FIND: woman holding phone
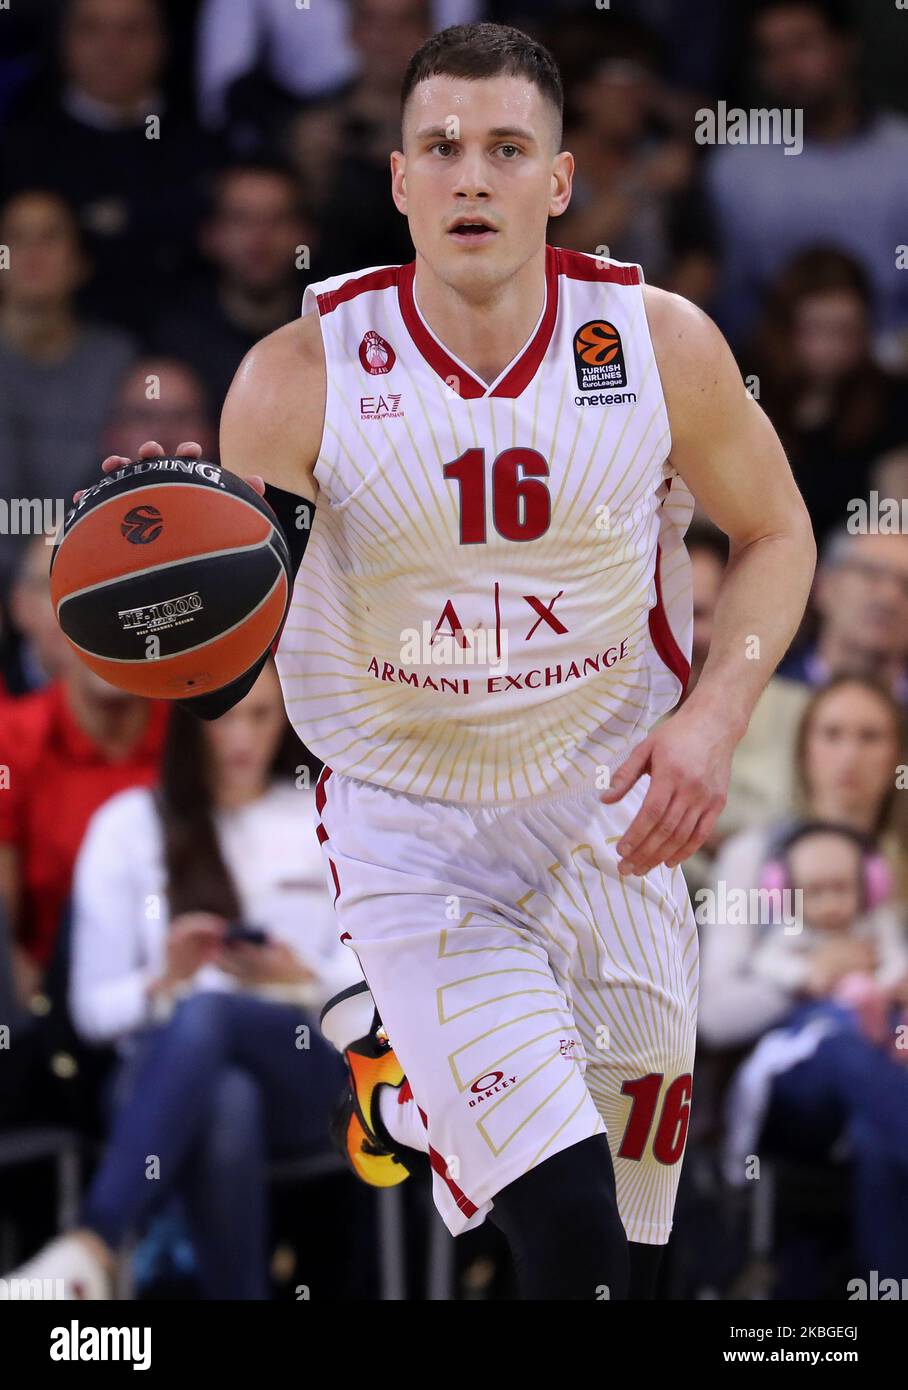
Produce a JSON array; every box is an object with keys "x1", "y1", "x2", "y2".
[{"x1": 9, "y1": 657, "x2": 361, "y2": 1298}]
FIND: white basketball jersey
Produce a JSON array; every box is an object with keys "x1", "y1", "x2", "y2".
[{"x1": 275, "y1": 246, "x2": 694, "y2": 804}]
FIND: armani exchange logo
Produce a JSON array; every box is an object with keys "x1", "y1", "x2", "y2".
[{"x1": 50, "y1": 1320, "x2": 151, "y2": 1370}]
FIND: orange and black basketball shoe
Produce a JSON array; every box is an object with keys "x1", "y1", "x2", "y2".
[{"x1": 321, "y1": 983, "x2": 417, "y2": 1188}]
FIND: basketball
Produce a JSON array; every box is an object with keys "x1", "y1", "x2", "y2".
[{"x1": 49, "y1": 456, "x2": 292, "y2": 699}]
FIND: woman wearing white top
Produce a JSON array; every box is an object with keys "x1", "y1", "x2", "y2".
[{"x1": 12, "y1": 658, "x2": 361, "y2": 1299}]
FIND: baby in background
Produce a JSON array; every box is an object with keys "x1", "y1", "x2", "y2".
[{"x1": 752, "y1": 824, "x2": 908, "y2": 1059}]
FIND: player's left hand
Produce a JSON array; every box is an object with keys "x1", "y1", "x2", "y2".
[{"x1": 599, "y1": 706, "x2": 734, "y2": 877}]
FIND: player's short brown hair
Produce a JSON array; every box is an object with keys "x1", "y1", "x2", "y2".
[{"x1": 401, "y1": 22, "x2": 564, "y2": 151}]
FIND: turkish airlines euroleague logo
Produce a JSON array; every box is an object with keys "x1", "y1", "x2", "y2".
[
  {"x1": 121, "y1": 504, "x2": 163, "y2": 543},
  {"x1": 359, "y1": 329, "x2": 396, "y2": 375},
  {"x1": 573, "y1": 319, "x2": 628, "y2": 391}
]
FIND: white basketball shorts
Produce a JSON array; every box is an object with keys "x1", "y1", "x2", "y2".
[{"x1": 315, "y1": 767, "x2": 698, "y2": 1243}]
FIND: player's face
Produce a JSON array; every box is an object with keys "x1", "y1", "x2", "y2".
[
  {"x1": 392, "y1": 75, "x2": 572, "y2": 295},
  {"x1": 787, "y1": 834, "x2": 863, "y2": 935}
]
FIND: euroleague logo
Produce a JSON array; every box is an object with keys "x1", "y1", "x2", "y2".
[
  {"x1": 358, "y1": 329, "x2": 396, "y2": 375},
  {"x1": 573, "y1": 319, "x2": 628, "y2": 391},
  {"x1": 121, "y1": 504, "x2": 163, "y2": 544}
]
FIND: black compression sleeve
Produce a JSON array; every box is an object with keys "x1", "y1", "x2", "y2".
[{"x1": 176, "y1": 483, "x2": 315, "y2": 721}]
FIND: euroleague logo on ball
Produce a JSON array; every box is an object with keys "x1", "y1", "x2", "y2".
[
  {"x1": 573, "y1": 319, "x2": 628, "y2": 390},
  {"x1": 358, "y1": 329, "x2": 396, "y2": 375},
  {"x1": 121, "y1": 504, "x2": 163, "y2": 544}
]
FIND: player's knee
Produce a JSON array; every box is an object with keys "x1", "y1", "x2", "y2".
[
  {"x1": 491, "y1": 1135, "x2": 629, "y2": 1298},
  {"x1": 495, "y1": 1134, "x2": 621, "y2": 1228}
]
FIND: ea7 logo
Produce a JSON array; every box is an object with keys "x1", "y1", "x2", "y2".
[
  {"x1": 50, "y1": 1320, "x2": 151, "y2": 1369},
  {"x1": 360, "y1": 394, "x2": 404, "y2": 419}
]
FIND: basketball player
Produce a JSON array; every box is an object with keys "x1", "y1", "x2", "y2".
[{"x1": 91, "y1": 24, "x2": 816, "y2": 1298}]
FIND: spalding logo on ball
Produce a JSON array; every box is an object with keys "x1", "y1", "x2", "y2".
[{"x1": 49, "y1": 457, "x2": 293, "y2": 699}]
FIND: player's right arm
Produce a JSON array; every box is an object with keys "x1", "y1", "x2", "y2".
[
  {"x1": 180, "y1": 315, "x2": 327, "y2": 717},
  {"x1": 88, "y1": 313, "x2": 328, "y2": 719},
  {"x1": 218, "y1": 310, "x2": 327, "y2": 501}
]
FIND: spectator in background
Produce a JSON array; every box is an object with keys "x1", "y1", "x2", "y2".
[
  {"x1": 779, "y1": 528, "x2": 908, "y2": 696},
  {"x1": 7, "y1": 660, "x2": 358, "y2": 1300},
  {"x1": 747, "y1": 249, "x2": 908, "y2": 546},
  {"x1": 746, "y1": 825, "x2": 907, "y2": 1013},
  {"x1": 722, "y1": 525, "x2": 908, "y2": 846},
  {"x1": 0, "y1": 0, "x2": 217, "y2": 337},
  {"x1": 197, "y1": 0, "x2": 481, "y2": 154},
  {"x1": 283, "y1": 97, "x2": 350, "y2": 214},
  {"x1": 102, "y1": 357, "x2": 218, "y2": 463},
  {"x1": 149, "y1": 164, "x2": 312, "y2": 416},
  {"x1": 0, "y1": 189, "x2": 137, "y2": 593},
  {"x1": 0, "y1": 549, "x2": 169, "y2": 1004},
  {"x1": 700, "y1": 674, "x2": 907, "y2": 1050},
  {"x1": 310, "y1": 0, "x2": 434, "y2": 276},
  {"x1": 555, "y1": 20, "x2": 715, "y2": 297},
  {"x1": 721, "y1": 821, "x2": 908, "y2": 1290},
  {"x1": 678, "y1": 520, "x2": 728, "y2": 894},
  {"x1": 196, "y1": 0, "x2": 359, "y2": 153},
  {"x1": 706, "y1": 0, "x2": 908, "y2": 350},
  {"x1": 0, "y1": 4, "x2": 47, "y2": 121},
  {"x1": 870, "y1": 444, "x2": 908, "y2": 505},
  {"x1": 683, "y1": 519, "x2": 728, "y2": 699},
  {"x1": 4, "y1": 538, "x2": 73, "y2": 698}
]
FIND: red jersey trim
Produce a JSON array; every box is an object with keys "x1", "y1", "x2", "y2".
[
  {"x1": 313, "y1": 247, "x2": 637, "y2": 397},
  {"x1": 396, "y1": 244, "x2": 561, "y2": 400},
  {"x1": 315, "y1": 266, "x2": 400, "y2": 317},
  {"x1": 555, "y1": 247, "x2": 641, "y2": 285},
  {"x1": 314, "y1": 766, "x2": 341, "y2": 904},
  {"x1": 648, "y1": 543, "x2": 690, "y2": 694},
  {"x1": 428, "y1": 1142, "x2": 478, "y2": 1218}
]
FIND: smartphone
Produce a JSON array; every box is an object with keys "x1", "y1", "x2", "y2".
[{"x1": 223, "y1": 920, "x2": 269, "y2": 947}]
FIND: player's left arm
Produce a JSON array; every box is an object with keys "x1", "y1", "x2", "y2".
[{"x1": 600, "y1": 286, "x2": 817, "y2": 876}]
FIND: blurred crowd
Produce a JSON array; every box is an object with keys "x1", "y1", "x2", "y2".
[{"x1": 1, "y1": 0, "x2": 907, "y2": 1300}]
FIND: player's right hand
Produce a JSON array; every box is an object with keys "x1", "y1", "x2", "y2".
[{"x1": 71, "y1": 439, "x2": 266, "y2": 503}]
